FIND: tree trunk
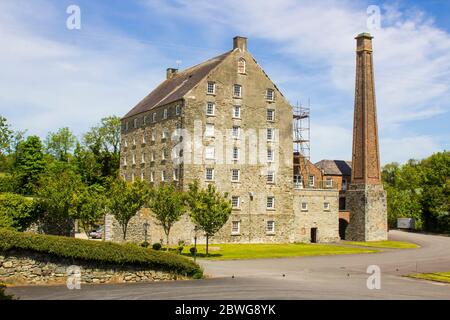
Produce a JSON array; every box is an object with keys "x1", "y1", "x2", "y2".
[
  {"x1": 122, "y1": 224, "x2": 127, "y2": 240},
  {"x1": 166, "y1": 232, "x2": 169, "y2": 246},
  {"x1": 206, "y1": 234, "x2": 209, "y2": 256}
]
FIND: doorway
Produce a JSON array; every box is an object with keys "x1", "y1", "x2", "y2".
[{"x1": 310, "y1": 228, "x2": 318, "y2": 243}]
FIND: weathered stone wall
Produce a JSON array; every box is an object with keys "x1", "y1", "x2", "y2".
[
  {"x1": 0, "y1": 250, "x2": 187, "y2": 286},
  {"x1": 345, "y1": 184, "x2": 388, "y2": 241}
]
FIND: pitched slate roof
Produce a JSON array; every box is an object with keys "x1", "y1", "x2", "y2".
[
  {"x1": 315, "y1": 160, "x2": 352, "y2": 176},
  {"x1": 123, "y1": 50, "x2": 232, "y2": 119}
]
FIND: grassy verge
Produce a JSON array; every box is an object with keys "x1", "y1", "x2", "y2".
[
  {"x1": 181, "y1": 243, "x2": 378, "y2": 260},
  {"x1": 0, "y1": 229, "x2": 202, "y2": 278},
  {"x1": 407, "y1": 272, "x2": 450, "y2": 283},
  {"x1": 344, "y1": 240, "x2": 418, "y2": 249}
]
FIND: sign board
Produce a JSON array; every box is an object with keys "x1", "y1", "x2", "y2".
[{"x1": 397, "y1": 218, "x2": 416, "y2": 230}]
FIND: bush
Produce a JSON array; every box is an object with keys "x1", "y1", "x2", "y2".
[
  {"x1": 190, "y1": 247, "x2": 197, "y2": 255},
  {"x1": 177, "y1": 246, "x2": 184, "y2": 255},
  {"x1": 152, "y1": 243, "x2": 162, "y2": 251},
  {"x1": 141, "y1": 241, "x2": 149, "y2": 248},
  {"x1": 0, "y1": 193, "x2": 36, "y2": 231},
  {"x1": 0, "y1": 229, "x2": 202, "y2": 277}
]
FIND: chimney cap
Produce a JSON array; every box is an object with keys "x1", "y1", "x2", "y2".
[{"x1": 355, "y1": 32, "x2": 373, "y2": 39}]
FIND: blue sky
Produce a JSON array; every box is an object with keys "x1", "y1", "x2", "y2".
[{"x1": 0, "y1": 0, "x2": 449, "y2": 164}]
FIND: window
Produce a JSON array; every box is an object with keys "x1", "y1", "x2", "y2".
[
  {"x1": 294, "y1": 175, "x2": 303, "y2": 188},
  {"x1": 232, "y1": 147, "x2": 239, "y2": 161},
  {"x1": 131, "y1": 172, "x2": 135, "y2": 182},
  {"x1": 233, "y1": 84, "x2": 242, "y2": 98},
  {"x1": 163, "y1": 109, "x2": 168, "y2": 119},
  {"x1": 267, "y1": 170, "x2": 275, "y2": 183},
  {"x1": 205, "y1": 168, "x2": 214, "y2": 181},
  {"x1": 161, "y1": 170, "x2": 167, "y2": 182},
  {"x1": 123, "y1": 156, "x2": 127, "y2": 166},
  {"x1": 301, "y1": 202, "x2": 308, "y2": 211},
  {"x1": 267, "y1": 109, "x2": 275, "y2": 121},
  {"x1": 141, "y1": 153, "x2": 146, "y2": 164},
  {"x1": 162, "y1": 129, "x2": 169, "y2": 140},
  {"x1": 173, "y1": 168, "x2": 179, "y2": 181},
  {"x1": 326, "y1": 178, "x2": 333, "y2": 188},
  {"x1": 123, "y1": 139, "x2": 128, "y2": 148},
  {"x1": 162, "y1": 149, "x2": 168, "y2": 160},
  {"x1": 142, "y1": 134, "x2": 147, "y2": 144},
  {"x1": 233, "y1": 106, "x2": 241, "y2": 118},
  {"x1": 232, "y1": 126, "x2": 240, "y2": 139},
  {"x1": 231, "y1": 169, "x2": 240, "y2": 182},
  {"x1": 206, "y1": 102, "x2": 215, "y2": 116},
  {"x1": 134, "y1": 118, "x2": 138, "y2": 128},
  {"x1": 231, "y1": 196, "x2": 240, "y2": 209},
  {"x1": 205, "y1": 124, "x2": 215, "y2": 137},
  {"x1": 140, "y1": 171, "x2": 144, "y2": 181},
  {"x1": 175, "y1": 104, "x2": 181, "y2": 115},
  {"x1": 132, "y1": 153, "x2": 136, "y2": 165},
  {"x1": 125, "y1": 122, "x2": 129, "y2": 131},
  {"x1": 151, "y1": 151, "x2": 156, "y2": 162},
  {"x1": 266, "y1": 220, "x2": 275, "y2": 233},
  {"x1": 308, "y1": 175, "x2": 315, "y2": 187},
  {"x1": 143, "y1": 116, "x2": 147, "y2": 125},
  {"x1": 152, "y1": 113, "x2": 156, "y2": 122},
  {"x1": 267, "y1": 128, "x2": 274, "y2": 141},
  {"x1": 266, "y1": 89, "x2": 275, "y2": 101},
  {"x1": 267, "y1": 149, "x2": 274, "y2": 162},
  {"x1": 267, "y1": 197, "x2": 275, "y2": 209},
  {"x1": 207, "y1": 81, "x2": 215, "y2": 94},
  {"x1": 342, "y1": 178, "x2": 348, "y2": 191},
  {"x1": 238, "y1": 58, "x2": 246, "y2": 74},
  {"x1": 324, "y1": 202, "x2": 330, "y2": 211},
  {"x1": 339, "y1": 197, "x2": 346, "y2": 211},
  {"x1": 231, "y1": 221, "x2": 240, "y2": 234},
  {"x1": 132, "y1": 137, "x2": 136, "y2": 146},
  {"x1": 205, "y1": 146, "x2": 215, "y2": 160}
]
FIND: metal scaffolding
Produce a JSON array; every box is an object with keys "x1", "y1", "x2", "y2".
[{"x1": 293, "y1": 100, "x2": 310, "y2": 188}]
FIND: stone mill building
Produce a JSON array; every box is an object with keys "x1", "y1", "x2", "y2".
[{"x1": 105, "y1": 35, "x2": 387, "y2": 244}]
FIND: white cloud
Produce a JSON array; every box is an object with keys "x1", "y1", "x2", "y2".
[{"x1": 380, "y1": 136, "x2": 441, "y2": 164}]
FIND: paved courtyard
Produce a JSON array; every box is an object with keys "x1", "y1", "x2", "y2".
[{"x1": 7, "y1": 230, "x2": 450, "y2": 299}]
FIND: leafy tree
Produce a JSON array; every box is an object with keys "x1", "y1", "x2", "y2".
[
  {"x1": 0, "y1": 193, "x2": 36, "y2": 231},
  {"x1": 107, "y1": 179, "x2": 149, "y2": 240},
  {"x1": 35, "y1": 162, "x2": 83, "y2": 236},
  {"x1": 71, "y1": 184, "x2": 107, "y2": 237},
  {"x1": 186, "y1": 181, "x2": 232, "y2": 255},
  {"x1": 45, "y1": 127, "x2": 77, "y2": 161},
  {"x1": 0, "y1": 116, "x2": 13, "y2": 156},
  {"x1": 13, "y1": 136, "x2": 46, "y2": 195},
  {"x1": 147, "y1": 183, "x2": 185, "y2": 245}
]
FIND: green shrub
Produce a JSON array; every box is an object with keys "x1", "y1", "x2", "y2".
[
  {"x1": 152, "y1": 243, "x2": 162, "y2": 250},
  {"x1": 0, "y1": 193, "x2": 36, "y2": 231},
  {"x1": 141, "y1": 241, "x2": 149, "y2": 248},
  {"x1": 190, "y1": 247, "x2": 197, "y2": 255},
  {"x1": 0, "y1": 229, "x2": 202, "y2": 277},
  {"x1": 177, "y1": 246, "x2": 184, "y2": 255}
]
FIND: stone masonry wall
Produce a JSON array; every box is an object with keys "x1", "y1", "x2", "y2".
[{"x1": 0, "y1": 250, "x2": 187, "y2": 286}]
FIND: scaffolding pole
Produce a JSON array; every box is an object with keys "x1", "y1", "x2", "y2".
[{"x1": 293, "y1": 100, "x2": 310, "y2": 188}]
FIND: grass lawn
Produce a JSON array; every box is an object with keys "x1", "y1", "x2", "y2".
[
  {"x1": 181, "y1": 243, "x2": 378, "y2": 260},
  {"x1": 344, "y1": 240, "x2": 418, "y2": 249},
  {"x1": 407, "y1": 272, "x2": 450, "y2": 283}
]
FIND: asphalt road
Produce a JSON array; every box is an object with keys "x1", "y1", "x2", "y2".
[{"x1": 7, "y1": 230, "x2": 450, "y2": 300}]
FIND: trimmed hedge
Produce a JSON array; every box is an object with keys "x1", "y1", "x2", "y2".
[{"x1": 0, "y1": 229, "x2": 202, "y2": 278}]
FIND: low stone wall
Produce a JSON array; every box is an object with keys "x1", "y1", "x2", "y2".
[{"x1": 0, "y1": 250, "x2": 188, "y2": 286}]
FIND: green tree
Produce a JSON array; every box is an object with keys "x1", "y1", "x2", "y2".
[
  {"x1": 0, "y1": 193, "x2": 36, "y2": 231},
  {"x1": 35, "y1": 162, "x2": 83, "y2": 236},
  {"x1": 107, "y1": 179, "x2": 149, "y2": 240},
  {"x1": 45, "y1": 127, "x2": 77, "y2": 161},
  {"x1": 13, "y1": 136, "x2": 46, "y2": 195},
  {"x1": 0, "y1": 116, "x2": 13, "y2": 156},
  {"x1": 186, "y1": 181, "x2": 232, "y2": 255},
  {"x1": 71, "y1": 184, "x2": 107, "y2": 237},
  {"x1": 147, "y1": 183, "x2": 186, "y2": 245}
]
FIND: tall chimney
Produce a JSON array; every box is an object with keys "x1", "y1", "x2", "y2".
[
  {"x1": 233, "y1": 36, "x2": 248, "y2": 51},
  {"x1": 166, "y1": 68, "x2": 178, "y2": 79},
  {"x1": 345, "y1": 32, "x2": 388, "y2": 242}
]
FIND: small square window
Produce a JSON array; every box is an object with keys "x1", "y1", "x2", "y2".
[
  {"x1": 267, "y1": 109, "x2": 275, "y2": 121},
  {"x1": 233, "y1": 106, "x2": 241, "y2": 118},
  {"x1": 266, "y1": 89, "x2": 275, "y2": 101},
  {"x1": 308, "y1": 175, "x2": 315, "y2": 187},
  {"x1": 232, "y1": 147, "x2": 239, "y2": 161},
  {"x1": 231, "y1": 221, "x2": 240, "y2": 234},
  {"x1": 206, "y1": 102, "x2": 215, "y2": 116},
  {"x1": 161, "y1": 170, "x2": 167, "y2": 182},
  {"x1": 301, "y1": 202, "x2": 308, "y2": 211},
  {"x1": 232, "y1": 126, "x2": 240, "y2": 139},
  {"x1": 267, "y1": 149, "x2": 274, "y2": 162},
  {"x1": 324, "y1": 202, "x2": 331, "y2": 211},
  {"x1": 267, "y1": 171, "x2": 275, "y2": 183},
  {"x1": 326, "y1": 178, "x2": 333, "y2": 188},
  {"x1": 231, "y1": 196, "x2": 240, "y2": 209},
  {"x1": 267, "y1": 197, "x2": 275, "y2": 209},
  {"x1": 233, "y1": 84, "x2": 242, "y2": 98},
  {"x1": 266, "y1": 220, "x2": 275, "y2": 233},
  {"x1": 205, "y1": 168, "x2": 214, "y2": 181},
  {"x1": 231, "y1": 169, "x2": 240, "y2": 182},
  {"x1": 173, "y1": 169, "x2": 179, "y2": 181},
  {"x1": 207, "y1": 81, "x2": 216, "y2": 94},
  {"x1": 267, "y1": 128, "x2": 274, "y2": 141}
]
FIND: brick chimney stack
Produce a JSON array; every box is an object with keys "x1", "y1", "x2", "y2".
[{"x1": 233, "y1": 36, "x2": 247, "y2": 51}]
